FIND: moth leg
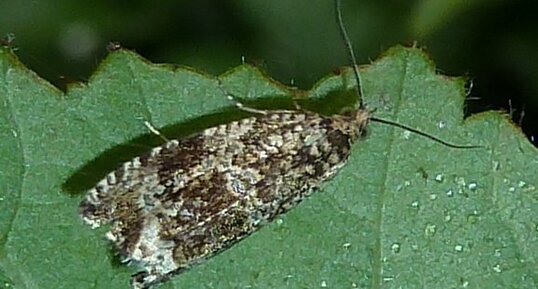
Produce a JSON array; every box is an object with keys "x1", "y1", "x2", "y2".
[
  {"x1": 131, "y1": 270, "x2": 162, "y2": 289},
  {"x1": 131, "y1": 267, "x2": 184, "y2": 289},
  {"x1": 217, "y1": 78, "x2": 302, "y2": 115},
  {"x1": 143, "y1": 120, "x2": 170, "y2": 142},
  {"x1": 215, "y1": 78, "x2": 270, "y2": 115},
  {"x1": 230, "y1": 97, "x2": 270, "y2": 115}
]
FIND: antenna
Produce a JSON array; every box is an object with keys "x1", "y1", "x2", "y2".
[
  {"x1": 334, "y1": 0, "x2": 481, "y2": 149},
  {"x1": 369, "y1": 117, "x2": 482, "y2": 149},
  {"x1": 335, "y1": 0, "x2": 364, "y2": 107}
]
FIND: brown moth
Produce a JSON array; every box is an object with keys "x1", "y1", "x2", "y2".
[{"x1": 80, "y1": 107, "x2": 372, "y2": 288}]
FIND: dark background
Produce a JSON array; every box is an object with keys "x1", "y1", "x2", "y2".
[{"x1": 1, "y1": 0, "x2": 536, "y2": 145}]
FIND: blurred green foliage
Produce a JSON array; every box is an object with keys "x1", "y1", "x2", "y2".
[{"x1": 0, "y1": 0, "x2": 536, "y2": 141}]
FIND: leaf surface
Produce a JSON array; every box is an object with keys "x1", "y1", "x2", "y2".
[{"x1": 0, "y1": 46, "x2": 536, "y2": 289}]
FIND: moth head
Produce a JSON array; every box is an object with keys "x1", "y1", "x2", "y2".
[
  {"x1": 353, "y1": 109, "x2": 371, "y2": 138},
  {"x1": 337, "y1": 108, "x2": 371, "y2": 139}
]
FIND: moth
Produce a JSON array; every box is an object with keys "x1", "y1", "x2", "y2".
[{"x1": 79, "y1": 1, "x2": 478, "y2": 288}]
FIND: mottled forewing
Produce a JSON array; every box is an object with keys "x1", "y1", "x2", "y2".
[{"x1": 79, "y1": 110, "x2": 358, "y2": 289}]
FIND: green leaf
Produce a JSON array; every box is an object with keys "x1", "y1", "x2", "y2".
[{"x1": 0, "y1": 45, "x2": 536, "y2": 289}]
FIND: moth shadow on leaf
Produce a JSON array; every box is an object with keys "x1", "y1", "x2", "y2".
[{"x1": 62, "y1": 106, "x2": 245, "y2": 196}]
